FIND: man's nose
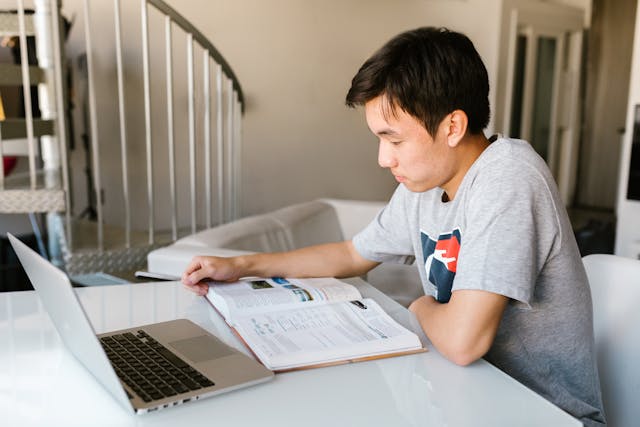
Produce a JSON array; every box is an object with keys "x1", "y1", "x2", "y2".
[{"x1": 378, "y1": 141, "x2": 397, "y2": 168}]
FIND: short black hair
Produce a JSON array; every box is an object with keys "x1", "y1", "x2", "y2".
[{"x1": 346, "y1": 27, "x2": 490, "y2": 136}]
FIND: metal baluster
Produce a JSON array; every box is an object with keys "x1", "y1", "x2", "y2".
[
  {"x1": 203, "y1": 51, "x2": 212, "y2": 228},
  {"x1": 141, "y1": 0, "x2": 154, "y2": 244},
  {"x1": 187, "y1": 33, "x2": 196, "y2": 234},
  {"x1": 114, "y1": 0, "x2": 130, "y2": 248},
  {"x1": 233, "y1": 91, "x2": 242, "y2": 220},
  {"x1": 17, "y1": 0, "x2": 36, "y2": 190},
  {"x1": 165, "y1": 16, "x2": 177, "y2": 241},
  {"x1": 83, "y1": 0, "x2": 104, "y2": 250},
  {"x1": 226, "y1": 79, "x2": 233, "y2": 221},
  {"x1": 51, "y1": 0, "x2": 72, "y2": 248},
  {"x1": 215, "y1": 64, "x2": 224, "y2": 224}
]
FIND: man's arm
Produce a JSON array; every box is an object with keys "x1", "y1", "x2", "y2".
[
  {"x1": 182, "y1": 240, "x2": 380, "y2": 295},
  {"x1": 409, "y1": 290, "x2": 508, "y2": 366}
]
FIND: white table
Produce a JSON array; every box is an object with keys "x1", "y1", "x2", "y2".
[{"x1": 0, "y1": 279, "x2": 580, "y2": 427}]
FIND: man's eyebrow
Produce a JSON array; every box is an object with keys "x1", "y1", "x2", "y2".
[{"x1": 376, "y1": 129, "x2": 400, "y2": 136}]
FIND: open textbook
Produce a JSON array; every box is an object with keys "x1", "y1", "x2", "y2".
[{"x1": 205, "y1": 277, "x2": 425, "y2": 372}]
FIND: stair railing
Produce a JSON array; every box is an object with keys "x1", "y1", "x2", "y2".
[
  {"x1": 0, "y1": 0, "x2": 70, "y2": 259},
  {"x1": 1, "y1": 0, "x2": 244, "y2": 275}
]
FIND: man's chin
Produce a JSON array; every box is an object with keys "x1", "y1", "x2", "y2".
[{"x1": 402, "y1": 182, "x2": 433, "y2": 193}]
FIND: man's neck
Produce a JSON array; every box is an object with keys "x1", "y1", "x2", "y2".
[{"x1": 441, "y1": 133, "x2": 490, "y2": 202}]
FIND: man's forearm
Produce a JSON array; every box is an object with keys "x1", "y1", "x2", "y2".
[{"x1": 236, "y1": 240, "x2": 379, "y2": 279}]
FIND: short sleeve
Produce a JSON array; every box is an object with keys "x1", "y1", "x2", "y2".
[
  {"x1": 453, "y1": 161, "x2": 561, "y2": 306},
  {"x1": 352, "y1": 185, "x2": 415, "y2": 265}
]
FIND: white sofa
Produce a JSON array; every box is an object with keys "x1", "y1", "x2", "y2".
[{"x1": 147, "y1": 199, "x2": 424, "y2": 307}]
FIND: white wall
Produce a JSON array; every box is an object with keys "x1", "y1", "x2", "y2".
[
  {"x1": 164, "y1": 0, "x2": 503, "y2": 216},
  {"x1": 59, "y1": 0, "x2": 502, "y2": 231},
  {"x1": 615, "y1": 1, "x2": 640, "y2": 258}
]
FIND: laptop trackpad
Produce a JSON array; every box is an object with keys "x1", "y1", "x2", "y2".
[{"x1": 170, "y1": 335, "x2": 235, "y2": 363}]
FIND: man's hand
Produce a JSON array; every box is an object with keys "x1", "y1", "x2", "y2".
[{"x1": 181, "y1": 256, "x2": 244, "y2": 296}]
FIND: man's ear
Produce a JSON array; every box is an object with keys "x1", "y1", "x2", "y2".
[{"x1": 446, "y1": 110, "x2": 468, "y2": 148}]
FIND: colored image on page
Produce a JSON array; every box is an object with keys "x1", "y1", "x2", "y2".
[
  {"x1": 271, "y1": 277, "x2": 314, "y2": 303},
  {"x1": 250, "y1": 280, "x2": 274, "y2": 290}
]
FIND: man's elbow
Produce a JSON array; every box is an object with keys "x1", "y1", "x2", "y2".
[
  {"x1": 448, "y1": 350, "x2": 481, "y2": 367},
  {"x1": 443, "y1": 336, "x2": 492, "y2": 366}
]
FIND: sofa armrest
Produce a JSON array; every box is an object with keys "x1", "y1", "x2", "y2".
[
  {"x1": 147, "y1": 200, "x2": 345, "y2": 276},
  {"x1": 147, "y1": 244, "x2": 254, "y2": 277}
]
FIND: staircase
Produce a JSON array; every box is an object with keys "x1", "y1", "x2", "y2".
[{"x1": 1, "y1": 0, "x2": 244, "y2": 278}]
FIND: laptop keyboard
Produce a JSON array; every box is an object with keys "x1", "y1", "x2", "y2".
[{"x1": 100, "y1": 330, "x2": 215, "y2": 402}]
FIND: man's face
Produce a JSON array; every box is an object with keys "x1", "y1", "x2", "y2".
[{"x1": 364, "y1": 95, "x2": 455, "y2": 193}]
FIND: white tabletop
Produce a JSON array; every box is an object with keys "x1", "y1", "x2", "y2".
[{"x1": 0, "y1": 279, "x2": 580, "y2": 427}]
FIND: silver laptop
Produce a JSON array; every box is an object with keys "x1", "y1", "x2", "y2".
[{"x1": 8, "y1": 233, "x2": 274, "y2": 414}]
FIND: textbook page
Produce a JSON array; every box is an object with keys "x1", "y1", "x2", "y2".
[
  {"x1": 232, "y1": 298, "x2": 422, "y2": 371},
  {"x1": 206, "y1": 277, "x2": 362, "y2": 319}
]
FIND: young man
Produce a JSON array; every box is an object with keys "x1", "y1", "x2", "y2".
[{"x1": 182, "y1": 27, "x2": 605, "y2": 426}]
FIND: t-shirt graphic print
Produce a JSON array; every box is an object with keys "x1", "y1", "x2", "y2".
[{"x1": 421, "y1": 228, "x2": 461, "y2": 303}]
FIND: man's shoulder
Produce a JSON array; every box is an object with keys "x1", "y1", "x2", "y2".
[
  {"x1": 483, "y1": 137, "x2": 544, "y2": 165},
  {"x1": 471, "y1": 137, "x2": 555, "y2": 188}
]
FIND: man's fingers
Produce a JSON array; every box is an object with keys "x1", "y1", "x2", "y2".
[
  {"x1": 182, "y1": 256, "x2": 212, "y2": 285},
  {"x1": 183, "y1": 282, "x2": 208, "y2": 296},
  {"x1": 192, "y1": 282, "x2": 208, "y2": 296},
  {"x1": 183, "y1": 256, "x2": 206, "y2": 276},
  {"x1": 184, "y1": 266, "x2": 212, "y2": 286},
  {"x1": 181, "y1": 255, "x2": 239, "y2": 296}
]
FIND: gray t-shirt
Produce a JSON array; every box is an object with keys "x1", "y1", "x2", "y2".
[{"x1": 353, "y1": 137, "x2": 605, "y2": 426}]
